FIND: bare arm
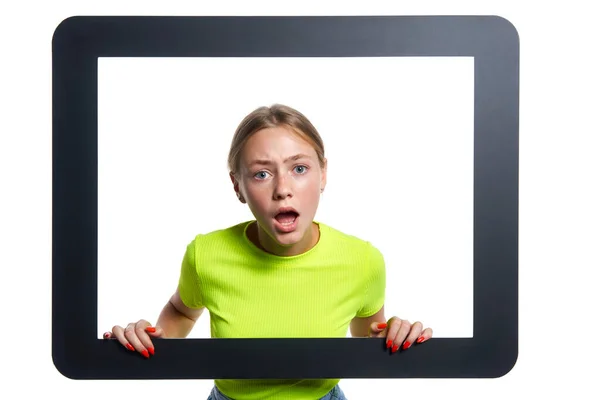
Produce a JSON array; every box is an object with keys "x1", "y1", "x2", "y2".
[
  {"x1": 108, "y1": 288, "x2": 205, "y2": 357},
  {"x1": 350, "y1": 306, "x2": 386, "y2": 337},
  {"x1": 156, "y1": 288, "x2": 205, "y2": 338}
]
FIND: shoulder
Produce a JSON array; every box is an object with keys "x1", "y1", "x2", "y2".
[
  {"x1": 319, "y1": 222, "x2": 383, "y2": 259},
  {"x1": 185, "y1": 221, "x2": 251, "y2": 256},
  {"x1": 191, "y1": 221, "x2": 249, "y2": 243}
]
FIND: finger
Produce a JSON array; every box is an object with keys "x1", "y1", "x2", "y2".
[
  {"x1": 416, "y1": 327, "x2": 433, "y2": 344},
  {"x1": 144, "y1": 325, "x2": 166, "y2": 356},
  {"x1": 390, "y1": 319, "x2": 412, "y2": 353},
  {"x1": 124, "y1": 322, "x2": 150, "y2": 358},
  {"x1": 401, "y1": 321, "x2": 424, "y2": 350},
  {"x1": 385, "y1": 317, "x2": 402, "y2": 351},
  {"x1": 368, "y1": 321, "x2": 388, "y2": 338},
  {"x1": 102, "y1": 331, "x2": 113, "y2": 339},
  {"x1": 135, "y1": 320, "x2": 159, "y2": 356},
  {"x1": 111, "y1": 325, "x2": 135, "y2": 352}
]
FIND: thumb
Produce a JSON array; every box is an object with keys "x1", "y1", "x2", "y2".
[
  {"x1": 145, "y1": 325, "x2": 166, "y2": 338},
  {"x1": 368, "y1": 322, "x2": 388, "y2": 337}
]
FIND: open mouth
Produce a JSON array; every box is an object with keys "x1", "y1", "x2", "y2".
[
  {"x1": 274, "y1": 211, "x2": 299, "y2": 226},
  {"x1": 273, "y1": 207, "x2": 299, "y2": 231}
]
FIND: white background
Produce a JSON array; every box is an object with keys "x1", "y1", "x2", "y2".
[
  {"x1": 1, "y1": 1, "x2": 599, "y2": 399},
  {"x1": 97, "y1": 57, "x2": 473, "y2": 339}
]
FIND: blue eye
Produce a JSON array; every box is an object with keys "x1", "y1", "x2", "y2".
[
  {"x1": 254, "y1": 171, "x2": 269, "y2": 180},
  {"x1": 294, "y1": 165, "x2": 308, "y2": 174}
]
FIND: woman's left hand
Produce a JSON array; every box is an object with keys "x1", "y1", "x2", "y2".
[{"x1": 369, "y1": 316, "x2": 433, "y2": 353}]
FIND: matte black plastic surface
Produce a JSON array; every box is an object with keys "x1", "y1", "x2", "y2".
[{"x1": 52, "y1": 15, "x2": 519, "y2": 379}]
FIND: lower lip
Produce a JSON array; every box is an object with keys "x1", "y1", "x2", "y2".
[{"x1": 274, "y1": 216, "x2": 299, "y2": 233}]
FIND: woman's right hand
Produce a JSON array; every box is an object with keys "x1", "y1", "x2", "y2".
[{"x1": 103, "y1": 320, "x2": 165, "y2": 358}]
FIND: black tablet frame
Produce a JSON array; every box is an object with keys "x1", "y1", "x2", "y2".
[{"x1": 52, "y1": 15, "x2": 519, "y2": 380}]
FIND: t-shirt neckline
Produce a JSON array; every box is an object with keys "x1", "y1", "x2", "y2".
[{"x1": 241, "y1": 220, "x2": 324, "y2": 261}]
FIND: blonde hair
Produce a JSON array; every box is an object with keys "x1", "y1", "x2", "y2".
[{"x1": 227, "y1": 104, "x2": 326, "y2": 177}]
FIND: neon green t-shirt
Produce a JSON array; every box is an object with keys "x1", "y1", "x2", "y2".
[{"x1": 178, "y1": 221, "x2": 386, "y2": 400}]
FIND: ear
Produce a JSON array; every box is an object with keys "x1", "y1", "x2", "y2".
[
  {"x1": 230, "y1": 172, "x2": 246, "y2": 204},
  {"x1": 230, "y1": 171, "x2": 239, "y2": 194},
  {"x1": 320, "y1": 158, "x2": 327, "y2": 193}
]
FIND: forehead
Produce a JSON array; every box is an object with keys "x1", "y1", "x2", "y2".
[{"x1": 242, "y1": 126, "x2": 317, "y2": 159}]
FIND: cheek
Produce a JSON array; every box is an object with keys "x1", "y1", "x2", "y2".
[
  {"x1": 294, "y1": 173, "x2": 320, "y2": 188},
  {"x1": 243, "y1": 187, "x2": 270, "y2": 212},
  {"x1": 297, "y1": 180, "x2": 322, "y2": 203}
]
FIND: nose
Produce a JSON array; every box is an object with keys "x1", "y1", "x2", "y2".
[{"x1": 273, "y1": 173, "x2": 293, "y2": 200}]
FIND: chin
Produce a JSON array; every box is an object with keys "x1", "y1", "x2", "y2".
[
  {"x1": 275, "y1": 235, "x2": 303, "y2": 247},
  {"x1": 271, "y1": 229, "x2": 303, "y2": 246},
  {"x1": 269, "y1": 221, "x2": 307, "y2": 246}
]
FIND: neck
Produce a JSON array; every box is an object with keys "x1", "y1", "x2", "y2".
[{"x1": 251, "y1": 221, "x2": 319, "y2": 257}]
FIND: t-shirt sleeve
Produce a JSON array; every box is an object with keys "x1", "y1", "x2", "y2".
[
  {"x1": 355, "y1": 242, "x2": 386, "y2": 318},
  {"x1": 177, "y1": 236, "x2": 204, "y2": 309}
]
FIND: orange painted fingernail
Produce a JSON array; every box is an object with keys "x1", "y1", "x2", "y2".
[
  {"x1": 141, "y1": 350, "x2": 149, "y2": 358},
  {"x1": 103, "y1": 332, "x2": 111, "y2": 339},
  {"x1": 391, "y1": 345, "x2": 399, "y2": 353},
  {"x1": 402, "y1": 341, "x2": 411, "y2": 350},
  {"x1": 377, "y1": 323, "x2": 387, "y2": 329},
  {"x1": 148, "y1": 347, "x2": 155, "y2": 356},
  {"x1": 386, "y1": 340, "x2": 392, "y2": 348},
  {"x1": 417, "y1": 336, "x2": 425, "y2": 344},
  {"x1": 145, "y1": 327, "x2": 156, "y2": 333},
  {"x1": 126, "y1": 343, "x2": 135, "y2": 351}
]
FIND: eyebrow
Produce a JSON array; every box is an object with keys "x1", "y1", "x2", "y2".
[{"x1": 247, "y1": 154, "x2": 312, "y2": 167}]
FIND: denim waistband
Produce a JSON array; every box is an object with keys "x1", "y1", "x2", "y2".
[{"x1": 207, "y1": 384, "x2": 347, "y2": 400}]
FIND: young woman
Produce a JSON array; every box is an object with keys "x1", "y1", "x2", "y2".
[{"x1": 106, "y1": 104, "x2": 433, "y2": 400}]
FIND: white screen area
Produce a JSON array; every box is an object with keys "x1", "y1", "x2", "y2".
[{"x1": 97, "y1": 57, "x2": 474, "y2": 338}]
